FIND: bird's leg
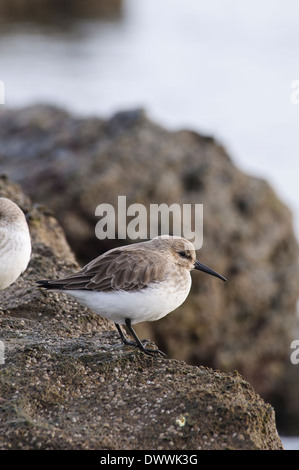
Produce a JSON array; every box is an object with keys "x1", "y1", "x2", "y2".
[
  {"x1": 115, "y1": 322, "x2": 150, "y2": 347},
  {"x1": 114, "y1": 323, "x2": 136, "y2": 346},
  {"x1": 124, "y1": 318, "x2": 166, "y2": 357}
]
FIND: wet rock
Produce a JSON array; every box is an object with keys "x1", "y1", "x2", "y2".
[
  {"x1": 0, "y1": 105, "x2": 298, "y2": 419},
  {"x1": 0, "y1": 177, "x2": 283, "y2": 450}
]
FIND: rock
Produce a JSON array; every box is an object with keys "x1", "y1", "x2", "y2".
[
  {"x1": 0, "y1": 105, "x2": 298, "y2": 426},
  {"x1": 0, "y1": 178, "x2": 283, "y2": 449},
  {"x1": 0, "y1": 0, "x2": 123, "y2": 22}
]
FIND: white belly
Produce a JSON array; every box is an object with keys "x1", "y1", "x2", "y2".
[
  {"x1": 64, "y1": 275, "x2": 192, "y2": 325},
  {"x1": 0, "y1": 228, "x2": 31, "y2": 290}
]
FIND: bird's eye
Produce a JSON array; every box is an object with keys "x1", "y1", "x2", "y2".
[{"x1": 178, "y1": 250, "x2": 192, "y2": 260}]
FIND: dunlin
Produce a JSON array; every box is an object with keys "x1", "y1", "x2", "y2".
[
  {"x1": 0, "y1": 197, "x2": 31, "y2": 290},
  {"x1": 37, "y1": 236, "x2": 226, "y2": 356}
]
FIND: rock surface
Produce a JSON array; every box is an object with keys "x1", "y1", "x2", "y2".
[
  {"x1": 0, "y1": 0, "x2": 122, "y2": 22},
  {"x1": 0, "y1": 105, "x2": 298, "y2": 411},
  {"x1": 0, "y1": 178, "x2": 283, "y2": 450}
]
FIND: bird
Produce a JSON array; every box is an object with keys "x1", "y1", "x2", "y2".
[
  {"x1": 37, "y1": 235, "x2": 226, "y2": 356},
  {"x1": 0, "y1": 197, "x2": 31, "y2": 290}
]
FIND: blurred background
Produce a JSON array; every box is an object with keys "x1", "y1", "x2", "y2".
[
  {"x1": 0, "y1": 0, "x2": 299, "y2": 449},
  {"x1": 1, "y1": 0, "x2": 299, "y2": 232}
]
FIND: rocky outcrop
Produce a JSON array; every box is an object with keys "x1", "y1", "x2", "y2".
[
  {"x1": 0, "y1": 105, "x2": 298, "y2": 411},
  {"x1": 0, "y1": 178, "x2": 283, "y2": 449},
  {"x1": 0, "y1": 0, "x2": 122, "y2": 22}
]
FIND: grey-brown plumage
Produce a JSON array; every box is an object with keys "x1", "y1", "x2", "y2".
[
  {"x1": 39, "y1": 243, "x2": 166, "y2": 292},
  {"x1": 38, "y1": 236, "x2": 226, "y2": 356}
]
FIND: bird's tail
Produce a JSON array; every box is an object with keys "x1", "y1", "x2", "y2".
[{"x1": 36, "y1": 279, "x2": 66, "y2": 290}]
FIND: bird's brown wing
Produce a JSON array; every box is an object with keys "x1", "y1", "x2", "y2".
[{"x1": 38, "y1": 248, "x2": 167, "y2": 292}]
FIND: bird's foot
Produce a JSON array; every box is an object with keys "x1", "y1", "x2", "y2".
[
  {"x1": 133, "y1": 340, "x2": 167, "y2": 357},
  {"x1": 115, "y1": 321, "x2": 167, "y2": 357},
  {"x1": 123, "y1": 338, "x2": 166, "y2": 357}
]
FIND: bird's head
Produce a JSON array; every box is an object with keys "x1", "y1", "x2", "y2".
[{"x1": 154, "y1": 235, "x2": 226, "y2": 281}]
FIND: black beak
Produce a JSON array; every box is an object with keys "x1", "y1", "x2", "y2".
[{"x1": 194, "y1": 260, "x2": 226, "y2": 282}]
